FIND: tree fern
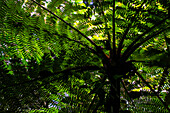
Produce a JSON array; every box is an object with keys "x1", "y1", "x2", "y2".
[{"x1": 0, "y1": 0, "x2": 170, "y2": 112}]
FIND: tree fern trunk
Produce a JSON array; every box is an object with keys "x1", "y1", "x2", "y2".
[
  {"x1": 102, "y1": 58, "x2": 121, "y2": 112},
  {"x1": 108, "y1": 78, "x2": 120, "y2": 113},
  {"x1": 105, "y1": 67, "x2": 120, "y2": 113}
]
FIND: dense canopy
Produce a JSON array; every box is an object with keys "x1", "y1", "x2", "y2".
[{"x1": 0, "y1": 0, "x2": 170, "y2": 112}]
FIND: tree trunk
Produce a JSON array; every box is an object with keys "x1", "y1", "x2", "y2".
[
  {"x1": 102, "y1": 58, "x2": 121, "y2": 112},
  {"x1": 107, "y1": 78, "x2": 120, "y2": 113},
  {"x1": 105, "y1": 65, "x2": 121, "y2": 113}
]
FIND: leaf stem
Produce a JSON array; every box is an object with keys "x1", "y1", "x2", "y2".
[
  {"x1": 112, "y1": 0, "x2": 116, "y2": 58},
  {"x1": 117, "y1": 1, "x2": 145, "y2": 58},
  {"x1": 135, "y1": 70, "x2": 170, "y2": 111},
  {"x1": 122, "y1": 16, "x2": 170, "y2": 60},
  {"x1": 123, "y1": 27, "x2": 169, "y2": 61},
  {"x1": 1, "y1": 65, "x2": 102, "y2": 89},
  {"x1": 31, "y1": 0, "x2": 100, "y2": 52}
]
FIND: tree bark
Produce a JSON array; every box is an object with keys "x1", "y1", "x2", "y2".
[
  {"x1": 106, "y1": 77, "x2": 120, "y2": 113},
  {"x1": 105, "y1": 65, "x2": 120, "y2": 113},
  {"x1": 102, "y1": 56, "x2": 121, "y2": 112}
]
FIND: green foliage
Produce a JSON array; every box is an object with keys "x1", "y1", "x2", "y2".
[{"x1": 0, "y1": 0, "x2": 170, "y2": 112}]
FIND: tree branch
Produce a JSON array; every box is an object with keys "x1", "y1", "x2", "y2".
[
  {"x1": 158, "y1": 67, "x2": 168, "y2": 93},
  {"x1": 31, "y1": 0, "x2": 101, "y2": 53},
  {"x1": 0, "y1": 65, "x2": 102, "y2": 90},
  {"x1": 122, "y1": 27, "x2": 170, "y2": 61},
  {"x1": 102, "y1": 10, "x2": 112, "y2": 53},
  {"x1": 122, "y1": 16, "x2": 170, "y2": 59},
  {"x1": 121, "y1": 80, "x2": 135, "y2": 106},
  {"x1": 117, "y1": 1, "x2": 146, "y2": 58},
  {"x1": 63, "y1": 36, "x2": 98, "y2": 55},
  {"x1": 112, "y1": 0, "x2": 116, "y2": 58},
  {"x1": 29, "y1": 25, "x2": 97, "y2": 55},
  {"x1": 135, "y1": 70, "x2": 170, "y2": 111}
]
